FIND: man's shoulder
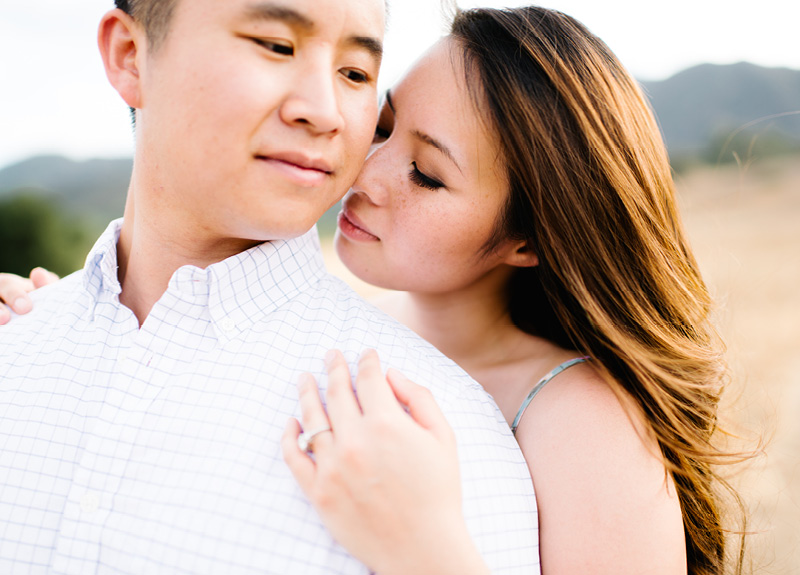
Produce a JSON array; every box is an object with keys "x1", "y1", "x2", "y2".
[{"x1": 262, "y1": 272, "x2": 491, "y2": 403}]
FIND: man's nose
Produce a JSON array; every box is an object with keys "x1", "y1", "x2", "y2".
[{"x1": 280, "y1": 63, "x2": 345, "y2": 135}]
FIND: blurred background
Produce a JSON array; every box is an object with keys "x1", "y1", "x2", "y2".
[{"x1": 1, "y1": 1, "x2": 798, "y2": 571}]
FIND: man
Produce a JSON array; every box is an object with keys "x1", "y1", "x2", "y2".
[{"x1": 0, "y1": 1, "x2": 539, "y2": 573}]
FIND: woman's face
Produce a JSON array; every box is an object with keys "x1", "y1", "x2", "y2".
[{"x1": 335, "y1": 38, "x2": 530, "y2": 294}]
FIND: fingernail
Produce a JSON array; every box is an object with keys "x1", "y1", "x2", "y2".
[
  {"x1": 386, "y1": 367, "x2": 406, "y2": 382},
  {"x1": 324, "y1": 349, "x2": 337, "y2": 368},
  {"x1": 14, "y1": 298, "x2": 32, "y2": 314}
]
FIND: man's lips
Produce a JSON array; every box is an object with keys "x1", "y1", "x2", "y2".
[
  {"x1": 256, "y1": 151, "x2": 333, "y2": 186},
  {"x1": 258, "y1": 151, "x2": 333, "y2": 173},
  {"x1": 338, "y1": 206, "x2": 379, "y2": 241}
]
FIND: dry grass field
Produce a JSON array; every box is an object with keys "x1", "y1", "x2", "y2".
[
  {"x1": 322, "y1": 154, "x2": 800, "y2": 573},
  {"x1": 677, "y1": 156, "x2": 800, "y2": 574}
]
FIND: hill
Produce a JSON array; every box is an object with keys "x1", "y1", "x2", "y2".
[
  {"x1": 0, "y1": 155, "x2": 132, "y2": 227},
  {"x1": 642, "y1": 62, "x2": 800, "y2": 158}
]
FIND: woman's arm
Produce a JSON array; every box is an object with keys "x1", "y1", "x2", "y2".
[
  {"x1": 515, "y1": 362, "x2": 687, "y2": 574},
  {"x1": 281, "y1": 349, "x2": 490, "y2": 575},
  {"x1": 0, "y1": 268, "x2": 59, "y2": 324}
]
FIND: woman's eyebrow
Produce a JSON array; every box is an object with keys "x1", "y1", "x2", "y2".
[{"x1": 412, "y1": 129, "x2": 462, "y2": 174}]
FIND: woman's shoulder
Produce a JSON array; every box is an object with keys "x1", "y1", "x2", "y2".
[
  {"x1": 514, "y1": 360, "x2": 656, "y2": 470},
  {"x1": 514, "y1": 361, "x2": 686, "y2": 572}
]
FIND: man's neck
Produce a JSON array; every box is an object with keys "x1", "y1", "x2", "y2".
[{"x1": 116, "y1": 201, "x2": 261, "y2": 327}]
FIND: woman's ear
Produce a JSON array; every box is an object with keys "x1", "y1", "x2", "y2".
[
  {"x1": 503, "y1": 241, "x2": 539, "y2": 268},
  {"x1": 97, "y1": 9, "x2": 146, "y2": 110}
]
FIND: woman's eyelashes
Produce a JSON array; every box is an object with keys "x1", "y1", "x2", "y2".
[
  {"x1": 370, "y1": 115, "x2": 443, "y2": 190},
  {"x1": 409, "y1": 162, "x2": 444, "y2": 190}
]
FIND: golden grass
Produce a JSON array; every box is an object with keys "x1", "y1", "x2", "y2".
[{"x1": 677, "y1": 156, "x2": 800, "y2": 574}]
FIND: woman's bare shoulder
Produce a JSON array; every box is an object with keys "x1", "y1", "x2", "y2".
[
  {"x1": 515, "y1": 361, "x2": 664, "y2": 489},
  {"x1": 514, "y1": 361, "x2": 687, "y2": 573}
]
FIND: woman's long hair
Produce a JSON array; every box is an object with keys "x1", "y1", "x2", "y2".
[{"x1": 451, "y1": 7, "x2": 744, "y2": 574}]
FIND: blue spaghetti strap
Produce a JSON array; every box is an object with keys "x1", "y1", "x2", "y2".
[{"x1": 511, "y1": 356, "x2": 590, "y2": 435}]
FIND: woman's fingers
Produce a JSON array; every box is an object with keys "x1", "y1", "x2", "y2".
[
  {"x1": 30, "y1": 267, "x2": 59, "y2": 289},
  {"x1": 324, "y1": 350, "x2": 362, "y2": 432},
  {"x1": 0, "y1": 273, "x2": 35, "y2": 321},
  {"x1": 296, "y1": 372, "x2": 334, "y2": 454},
  {"x1": 386, "y1": 368, "x2": 451, "y2": 436},
  {"x1": 355, "y1": 349, "x2": 403, "y2": 413},
  {"x1": 281, "y1": 417, "x2": 316, "y2": 494}
]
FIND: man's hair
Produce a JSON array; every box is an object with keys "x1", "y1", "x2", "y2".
[{"x1": 115, "y1": 0, "x2": 178, "y2": 52}]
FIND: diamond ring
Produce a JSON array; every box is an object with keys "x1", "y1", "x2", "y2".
[{"x1": 297, "y1": 425, "x2": 332, "y2": 453}]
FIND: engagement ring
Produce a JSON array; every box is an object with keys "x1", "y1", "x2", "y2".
[{"x1": 297, "y1": 425, "x2": 332, "y2": 453}]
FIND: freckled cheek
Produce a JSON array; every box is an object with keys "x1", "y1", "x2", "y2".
[{"x1": 397, "y1": 204, "x2": 462, "y2": 263}]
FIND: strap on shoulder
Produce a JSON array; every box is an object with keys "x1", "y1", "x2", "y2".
[{"x1": 511, "y1": 356, "x2": 590, "y2": 435}]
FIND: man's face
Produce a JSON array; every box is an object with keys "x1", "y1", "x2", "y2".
[{"x1": 135, "y1": 0, "x2": 384, "y2": 242}]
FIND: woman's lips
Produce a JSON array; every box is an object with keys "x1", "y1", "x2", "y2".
[{"x1": 338, "y1": 207, "x2": 379, "y2": 241}]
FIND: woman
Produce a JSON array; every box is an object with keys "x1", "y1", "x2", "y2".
[
  {"x1": 283, "y1": 6, "x2": 743, "y2": 574},
  {"x1": 0, "y1": 6, "x2": 743, "y2": 574}
]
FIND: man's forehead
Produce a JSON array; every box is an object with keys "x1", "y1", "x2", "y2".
[{"x1": 237, "y1": 0, "x2": 385, "y2": 29}]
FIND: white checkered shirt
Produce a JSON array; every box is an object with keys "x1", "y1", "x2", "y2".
[{"x1": 0, "y1": 219, "x2": 540, "y2": 574}]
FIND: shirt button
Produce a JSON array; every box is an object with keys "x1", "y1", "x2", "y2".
[
  {"x1": 220, "y1": 318, "x2": 236, "y2": 333},
  {"x1": 80, "y1": 492, "x2": 100, "y2": 513}
]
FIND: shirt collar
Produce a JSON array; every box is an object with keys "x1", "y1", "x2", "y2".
[
  {"x1": 82, "y1": 218, "x2": 124, "y2": 303},
  {"x1": 81, "y1": 219, "x2": 328, "y2": 335},
  {"x1": 204, "y1": 226, "x2": 327, "y2": 339}
]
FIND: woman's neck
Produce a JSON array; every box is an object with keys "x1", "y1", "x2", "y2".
[
  {"x1": 375, "y1": 267, "x2": 525, "y2": 374},
  {"x1": 373, "y1": 271, "x2": 574, "y2": 424}
]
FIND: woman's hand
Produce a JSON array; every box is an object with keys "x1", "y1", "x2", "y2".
[
  {"x1": 0, "y1": 267, "x2": 59, "y2": 325},
  {"x1": 281, "y1": 349, "x2": 490, "y2": 575}
]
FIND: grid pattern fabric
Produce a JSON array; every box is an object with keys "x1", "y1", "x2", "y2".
[{"x1": 0, "y1": 219, "x2": 540, "y2": 574}]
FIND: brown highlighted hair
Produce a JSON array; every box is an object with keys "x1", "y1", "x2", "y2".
[{"x1": 451, "y1": 7, "x2": 744, "y2": 575}]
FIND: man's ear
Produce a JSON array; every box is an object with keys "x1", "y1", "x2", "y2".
[
  {"x1": 502, "y1": 241, "x2": 539, "y2": 268},
  {"x1": 98, "y1": 9, "x2": 146, "y2": 110}
]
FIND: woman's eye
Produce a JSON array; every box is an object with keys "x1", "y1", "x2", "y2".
[
  {"x1": 373, "y1": 125, "x2": 391, "y2": 143},
  {"x1": 409, "y1": 162, "x2": 444, "y2": 191},
  {"x1": 253, "y1": 38, "x2": 294, "y2": 56},
  {"x1": 342, "y1": 69, "x2": 369, "y2": 84}
]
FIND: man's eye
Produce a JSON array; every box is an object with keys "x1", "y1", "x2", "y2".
[
  {"x1": 342, "y1": 69, "x2": 369, "y2": 84},
  {"x1": 253, "y1": 39, "x2": 294, "y2": 56}
]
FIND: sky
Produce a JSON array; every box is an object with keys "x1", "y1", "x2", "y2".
[{"x1": 1, "y1": 0, "x2": 798, "y2": 171}]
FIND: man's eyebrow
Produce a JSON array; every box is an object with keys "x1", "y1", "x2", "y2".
[
  {"x1": 243, "y1": 3, "x2": 314, "y2": 30},
  {"x1": 412, "y1": 130, "x2": 462, "y2": 174},
  {"x1": 242, "y1": 2, "x2": 383, "y2": 64},
  {"x1": 348, "y1": 36, "x2": 383, "y2": 64}
]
